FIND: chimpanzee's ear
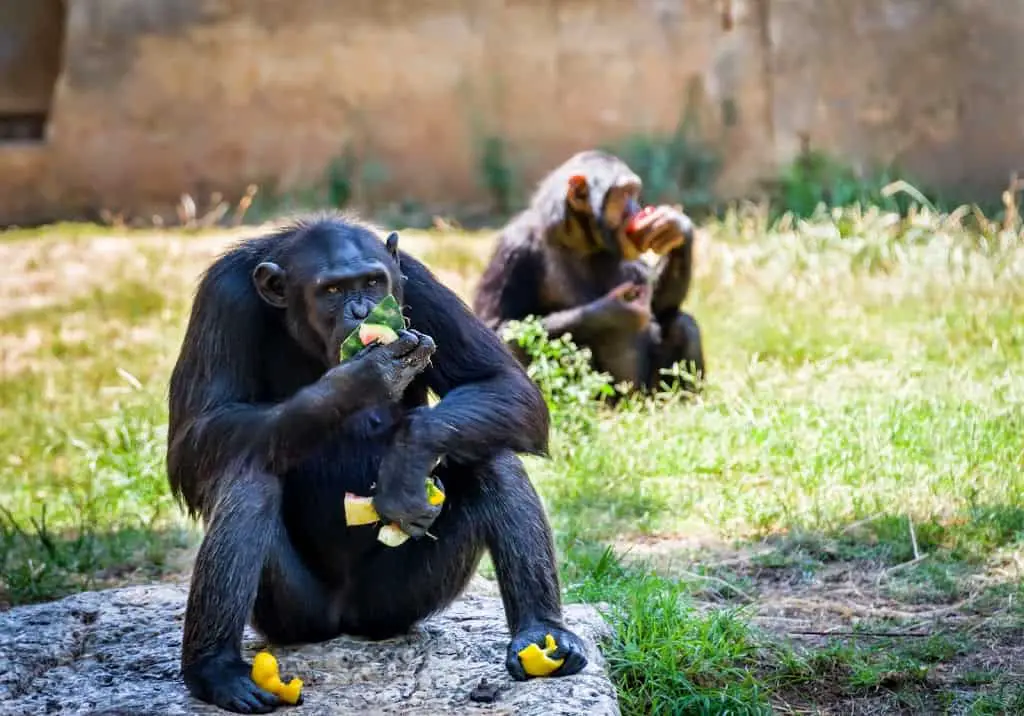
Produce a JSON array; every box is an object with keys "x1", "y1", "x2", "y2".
[
  {"x1": 385, "y1": 231, "x2": 400, "y2": 264},
  {"x1": 566, "y1": 174, "x2": 591, "y2": 213},
  {"x1": 252, "y1": 262, "x2": 288, "y2": 309},
  {"x1": 384, "y1": 231, "x2": 408, "y2": 287}
]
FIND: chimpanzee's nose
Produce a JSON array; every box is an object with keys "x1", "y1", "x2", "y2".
[{"x1": 351, "y1": 301, "x2": 370, "y2": 320}]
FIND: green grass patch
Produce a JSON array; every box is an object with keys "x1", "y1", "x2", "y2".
[{"x1": 1, "y1": 200, "x2": 1023, "y2": 712}]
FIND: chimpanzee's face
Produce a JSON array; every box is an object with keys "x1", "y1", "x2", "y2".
[
  {"x1": 253, "y1": 225, "x2": 403, "y2": 366},
  {"x1": 600, "y1": 178, "x2": 643, "y2": 231}
]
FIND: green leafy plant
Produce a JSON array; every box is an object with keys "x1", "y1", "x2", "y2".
[
  {"x1": 766, "y1": 150, "x2": 945, "y2": 224},
  {"x1": 502, "y1": 317, "x2": 616, "y2": 435}
]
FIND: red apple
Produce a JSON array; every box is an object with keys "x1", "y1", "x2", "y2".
[{"x1": 625, "y1": 206, "x2": 656, "y2": 240}]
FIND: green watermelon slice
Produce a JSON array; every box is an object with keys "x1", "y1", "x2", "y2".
[{"x1": 339, "y1": 294, "x2": 407, "y2": 362}]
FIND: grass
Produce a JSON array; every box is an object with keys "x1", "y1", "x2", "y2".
[{"x1": 1, "y1": 198, "x2": 1023, "y2": 714}]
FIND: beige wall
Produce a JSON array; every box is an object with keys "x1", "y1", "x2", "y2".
[
  {"x1": 769, "y1": 0, "x2": 1024, "y2": 199},
  {"x1": 0, "y1": 0, "x2": 1020, "y2": 225}
]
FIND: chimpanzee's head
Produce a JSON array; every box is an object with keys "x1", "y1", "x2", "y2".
[
  {"x1": 251, "y1": 217, "x2": 404, "y2": 366},
  {"x1": 530, "y1": 150, "x2": 644, "y2": 256}
]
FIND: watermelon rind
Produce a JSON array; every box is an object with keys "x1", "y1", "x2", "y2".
[{"x1": 339, "y1": 294, "x2": 407, "y2": 361}]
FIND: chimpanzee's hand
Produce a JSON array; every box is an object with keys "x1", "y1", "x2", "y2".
[
  {"x1": 373, "y1": 427, "x2": 444, "y2": 538},
  {"x1": 323, "y1": 329, "x2": 436, "y2": 407},
  {"x1": 626, "y1": 205, "x2": 694, "y2": 256},
  {"x1": 587, "y1": 281, "x2": 652, "y2": 331}
]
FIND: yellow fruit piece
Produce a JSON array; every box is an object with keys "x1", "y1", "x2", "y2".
[
  {"x1": 517, "y1": 634, "x2": 565, "y2": 677},
  {"x1": 277, "y1": 678, "x2": 303, "y2": 705},
  {"x1": 377, "y1": 523, "x2": 411, "y2": 547},
  {"x1": 251, "y1": 651, "x2": 303, "y2": 705},
  {"x1": 347, "y1": 479, "x2": 445, "y2": 547},
  {"x1": 426, "y1": 478, "x2": 445, "y2": 507},
  {"x1": 251, "y1": 651, "x2": 278, "y2": 685},
  {"x1": 343, "y1": 493, "x2": 380, "y2": 526}
]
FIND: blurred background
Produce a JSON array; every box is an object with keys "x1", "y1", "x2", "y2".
[{"x1": 2, "y1": 0, "x2": 1022, "y2": 228}]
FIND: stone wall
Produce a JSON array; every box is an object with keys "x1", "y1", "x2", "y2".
[
  {"x1": 769, "y1": 0, "x2": 1024, "y2": 199},
  {"x1": 0, "y1": 0, "x2": 1019, "y2": 225}
]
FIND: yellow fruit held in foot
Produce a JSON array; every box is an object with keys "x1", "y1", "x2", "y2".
[
  {"x1": 517, "y1": 633, "x2": 565, "y2": 677},
  {"x1": 251, "y1": 651, "x2": 303, "y2": 705},
  {"x1": 343, "y1": 493, "x2": 380, "y2": 526}
]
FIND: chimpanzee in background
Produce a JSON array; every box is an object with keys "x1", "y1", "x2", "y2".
[
  {"x1": 472, "y1": 150, "x2": 705, "y2": 394},
  {"x1": 166, "y1": 214, "x2": 587, "y2": 714}
]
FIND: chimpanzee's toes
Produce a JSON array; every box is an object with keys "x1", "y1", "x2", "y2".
[{"x1": 184, "y1": 655, "x2": 282, "y2": 714}]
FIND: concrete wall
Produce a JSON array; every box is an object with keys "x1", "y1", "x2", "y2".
[
  {"x1": 0, "y1": 0, "x2": 1020, "y2": 225},
  {"x1": 0, "y1": 2, "x2": 65, "y2": 114},
  {"x1": 769, "y1": 0, "x2": 1024, "y2": 199}
]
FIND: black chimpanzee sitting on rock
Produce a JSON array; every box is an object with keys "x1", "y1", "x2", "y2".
[
  {"x1": 473, "y1": 150, "x2": 705, "y2": 394},
  {"x1": 166, "y1": 214, "x2": 587, "y2": 713}
]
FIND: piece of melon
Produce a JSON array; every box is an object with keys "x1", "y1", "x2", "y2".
[
  {"x1": 517, "y1": 633, "x2": 566, "y2": 677},
  {"x1": 358, "y1": 323, "x2": 399, "y2": 347},
  {"x1": 339, "y1": 294, "x2": 407, "y2": 362},
  {"x1": 426, "y1": 477, "x2": 445, "y2": 506},
  {"x1": 251, "y1": 651, "x2": 304, "y2": 705},
  {"x1": 377, "y1": 523, "x2": 411, "y2": 547},
  {"x1": 343, "y1": 492, "x2": 380, "y2": 526}
]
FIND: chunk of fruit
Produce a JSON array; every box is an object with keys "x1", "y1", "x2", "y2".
[
  {"x1": 625, "y1": 205, "x2": 656, "y2": 235},
  {"x1": 517, "y1": 634, "x2": 566, "y2": 677},
  {"x1": 251, "y1": 650, "x2": 303, "y2": 705},
  {"x1": 377, "y1": 523, "x2": 411, "y2": 547},
  {"x1": 339, "y1": 294, "x2": 407, "y2": 362},
  {"x1": 358, "y1": 323, "x2": 399, "y2": 347},
  {"x1": 343, "y1": 493, "x2": 380, "y2": 526},
  {"x1": 426, "y1": 477, "x2": 445, "y2": 507}
]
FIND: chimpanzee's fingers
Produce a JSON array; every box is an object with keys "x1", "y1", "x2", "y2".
[
  {"x1": 405, "y1": 333, "x2": 436, "y2": 365},
  {"x1": 607, "y1": 281, "x2": 639, "y2": 300},
  {"x1": 399, "y1": 517, "x2": 436, "y2": 539},
  {"x1": 384, "y1": 329, "x2": 422, "y2": 358},
  {"x1": 649, "y1": 226, "x2": 685, "y2": 254}
]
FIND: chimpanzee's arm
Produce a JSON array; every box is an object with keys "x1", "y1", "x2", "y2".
[
  {"x1": 474, "y1": 234, "x2": 609, "y2": 345},
  {"x1": 166, "y1": 264, "x2": 371, "y2": 513},
  {"x1": 403, "y1": 252, "x2": 550, "y2": 465},
  {"x1": 169, "y1": 383, "x2": 363, "y2": 489},
  {"x1": 473, "y1": 236, "x2": 544, "y2": 339},
  {"x1": 650, "y1": 220, "x2": 696, "y2": 324}
]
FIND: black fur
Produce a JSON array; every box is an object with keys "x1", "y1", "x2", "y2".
[
  {"x1": 473, "y1": 151, "x2": 705, "y2": 393},
  {"x1": 167, "y1": 214, "x2": 586, "y2": 714}
]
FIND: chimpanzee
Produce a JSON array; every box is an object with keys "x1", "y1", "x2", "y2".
[
  {"x1": 473, "y1": 150, "x2": 705, "y2": 394},
  {"x1": 166, "y1": 214, "x2": 587, "y2": 714}
]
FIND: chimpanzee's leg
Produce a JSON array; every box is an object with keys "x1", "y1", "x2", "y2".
[
  {"x1": 342, "y1": 451, "x2": 588, "y2": 680},
  {"x1": 181, "y1": 468, "x2": 340, "y2": 714},
  {"x1": 482, "y1": 452, "x2": 589, "y2": 680},
  {"x1": 646, "y1": 310, "x2": 705, "y2": 394},
  {"x1": 644, "y1": 227, "x2": 704, "y2": 393}
]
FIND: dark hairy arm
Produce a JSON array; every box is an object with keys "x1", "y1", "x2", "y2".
[
  {"x1": 650, "y1": 219, "x2": 696, "y2": 322},
  {"x1": 473, "y1": 223, "x2": 617, "y2": 346},
  {"x1": 403, "y1": 251, "x2": 550, "y2": 463},
  {"x1": 166, "y1": 255, "x2": 374, "y2": 515},
  {"x1": 372, "y1": 250, "x2": 551, "y2": 536}
]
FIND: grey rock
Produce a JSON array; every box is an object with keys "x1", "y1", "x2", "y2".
[{"x1": 0, "y1": 584, "x2": 619, "y2": 716}]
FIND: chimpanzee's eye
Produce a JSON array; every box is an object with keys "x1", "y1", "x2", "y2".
[
  {"x1": 367, "y1": 278, "x2": 378, "y2": 288},
  {"x1": 326, "y1": 286, "x2": 339, "y2": 295}
]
